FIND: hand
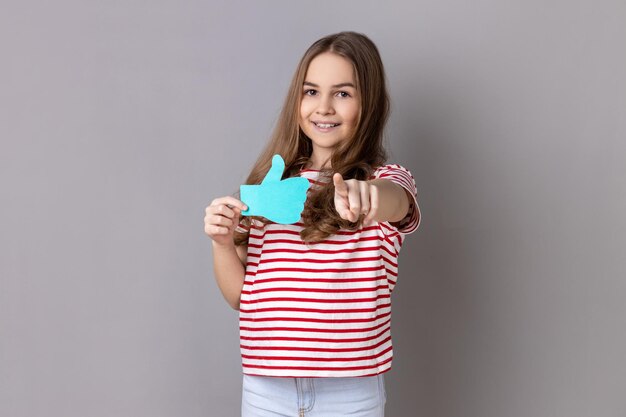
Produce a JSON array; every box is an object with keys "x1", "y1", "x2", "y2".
[
  {"x1": 333, "y1": 173, "x2": 379, "y2": 223},
  {"x1": 240, "y1": 154, "x2": 310, "y2": 224},
  {"x1": 204, "y1": 196, "x2": 247, "y2": 247}
]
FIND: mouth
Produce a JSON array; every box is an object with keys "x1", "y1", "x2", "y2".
[{"x1": 312, "y1": 121, "x2": 341, "y2": 129}]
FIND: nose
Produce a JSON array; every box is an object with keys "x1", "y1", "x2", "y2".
[{"x1": 315, "y1": 94, "x2": 335, "y2": 115}]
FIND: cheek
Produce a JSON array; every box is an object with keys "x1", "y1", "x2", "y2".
[
  {"x1": 300, "y1": 98, "x2": 313, "y2": 118},
  {"x1": 344, "y1": 103, "x2": 360, "y2": 127},
  {"x1": 299, "y1": 104, "x2": 310, "y2": 130}
]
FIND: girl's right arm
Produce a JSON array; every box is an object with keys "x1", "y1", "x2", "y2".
[{"x1": 204, "y1": 196, "x2": 248, "y2": 310}]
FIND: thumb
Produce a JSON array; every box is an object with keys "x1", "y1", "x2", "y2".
[{"x1": 261, "y1": 154, "x2": 286, "y2": 185}]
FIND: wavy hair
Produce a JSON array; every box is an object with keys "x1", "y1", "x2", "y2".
[{"x1": 234, "y1": 31, "x2": 389, "y2": 245}]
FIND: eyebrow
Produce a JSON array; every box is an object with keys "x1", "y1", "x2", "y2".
[{"x1": 303, "y1": 81, "x2": 356, "y2": 89}]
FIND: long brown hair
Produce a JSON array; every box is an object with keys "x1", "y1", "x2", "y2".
[{"x1": 234, "y1": 31, "x2": 389, "y2": 245}]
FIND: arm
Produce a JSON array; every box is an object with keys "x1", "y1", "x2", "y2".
[
  {"x1": 211, "y1": 242, "x2": 247, "y2": 310},
  {"x1": 367, "y1": 178, "x2": 411, "y2": 223},
  {"x1": 204, "y1": 196, "x2": 248, "y2": 310},
  {"x1": 333, "y1": 174, "x2": 413, "y2": 224}
]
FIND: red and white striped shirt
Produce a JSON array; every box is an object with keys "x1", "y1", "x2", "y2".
[{"x1": 238, "y1": 164, "x2": 420, "y2": 377}]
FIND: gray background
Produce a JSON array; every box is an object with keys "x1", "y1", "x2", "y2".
[{"x1": 1, "y1": 0, "x2": 625, "y2": 416}]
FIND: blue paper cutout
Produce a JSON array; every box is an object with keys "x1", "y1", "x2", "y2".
[{"x1": 240, "y1": 154, "x2": 310, "y2": 224}]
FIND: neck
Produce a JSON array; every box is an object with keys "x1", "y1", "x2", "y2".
[{"x1": 308, "y1": 150, "x2": 332, "y2": 170}]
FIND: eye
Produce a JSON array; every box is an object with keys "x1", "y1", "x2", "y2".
[
  {"x1": 336, "y1": 91, "x2": 351, "y2": 98},
  {"x1": 304, "y1": 89, "x2": 317, "y2": 96}
]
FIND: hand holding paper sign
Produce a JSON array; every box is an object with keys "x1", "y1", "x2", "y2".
[{"x1": 240, "y1": 155, "x2": 310, "y2": 224}]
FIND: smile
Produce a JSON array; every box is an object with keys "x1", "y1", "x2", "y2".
[{"x1": 313, "y1": 122, "x2": 341, "y2": 128}]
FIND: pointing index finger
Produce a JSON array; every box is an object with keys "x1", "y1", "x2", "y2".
[{"x1": 333, "y1": 173, "x2": 348, "y2": 196}]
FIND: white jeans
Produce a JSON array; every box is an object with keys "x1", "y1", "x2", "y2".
[{"x1": 241, "y1": 373, "x2": 386, "y2": 417}]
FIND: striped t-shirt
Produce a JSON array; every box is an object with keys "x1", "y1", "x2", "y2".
[{"x1": 238, "y1": 164, "x2": 421, "y2": 377}]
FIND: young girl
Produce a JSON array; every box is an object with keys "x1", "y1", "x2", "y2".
[{"x1": 204, "y1": 31, "x2": 421, "y2": 417}]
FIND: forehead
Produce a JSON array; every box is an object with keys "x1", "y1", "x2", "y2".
[{"x1": 304, "y1": 52, "x2": 356, "y2": 85}]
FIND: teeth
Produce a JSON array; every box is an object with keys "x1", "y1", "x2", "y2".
[{"x1": 316, "y1": 123, "x2": 338, "y2": 128}]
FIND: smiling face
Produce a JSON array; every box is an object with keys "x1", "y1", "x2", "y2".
[{"x1": 299, "y1": 52, "x2": 361, "y2": 169}]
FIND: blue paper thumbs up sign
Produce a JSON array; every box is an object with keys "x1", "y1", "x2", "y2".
[{"x1": 240, "y1": 155, "x2": 310, "y2": 224}]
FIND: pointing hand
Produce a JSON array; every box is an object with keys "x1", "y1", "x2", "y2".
[{"x1": 333, "y1": 173, "x2": 379, "y2": 223}]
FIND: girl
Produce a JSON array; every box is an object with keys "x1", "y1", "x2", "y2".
[{"x1": 204, "y1": 31, "x2": 421, "y2": 417}]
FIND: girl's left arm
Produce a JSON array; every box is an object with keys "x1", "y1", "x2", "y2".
[{"x1": 333, "y1": 173, "x2": 414, "y2": 224}]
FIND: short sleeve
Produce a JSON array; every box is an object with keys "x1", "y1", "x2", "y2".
[{"x1": 372, "y1": 164, "x2": 421, "y2": 235}]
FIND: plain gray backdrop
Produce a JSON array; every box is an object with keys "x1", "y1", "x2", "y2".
[{"x1": 2, "y1": 0, "x2": 625, "y2": 416}]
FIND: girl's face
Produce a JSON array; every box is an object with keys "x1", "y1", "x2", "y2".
[{"x1": 299, "y1": 52, "x2": 360, "y2": 166}]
